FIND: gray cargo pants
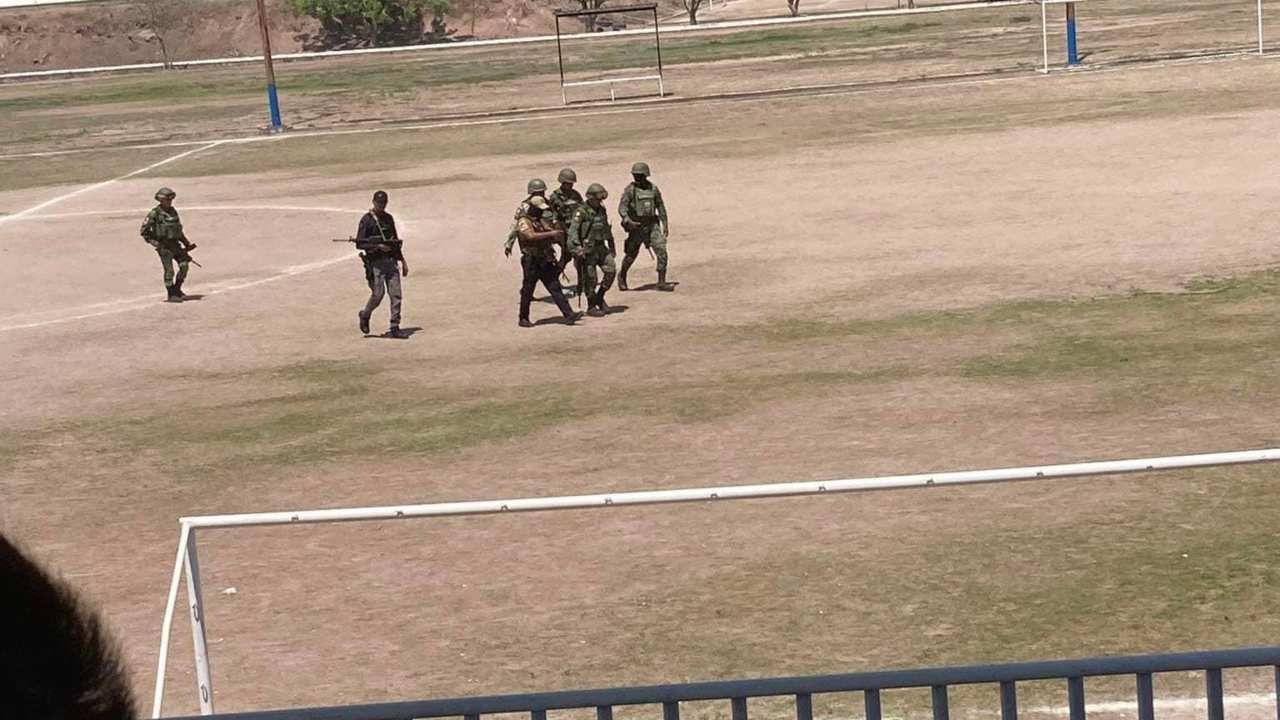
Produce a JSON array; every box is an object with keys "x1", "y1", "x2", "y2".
[{"x1": 360, "y1": 256, "x2": 402, "y2": 329}]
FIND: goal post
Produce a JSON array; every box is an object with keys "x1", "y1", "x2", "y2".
[
  {"x1": 553, "y1": 4, "x2": 665, "y2": 105},
  {"x1": 150, "y1": 447, "x2": 1280, "y2": 717},
  {"x1": 1036, "y1": 0, "x2": 1087, "y2": 73}
]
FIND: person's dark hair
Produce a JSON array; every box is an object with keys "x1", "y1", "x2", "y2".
[{"x1": 0, "y1": 532, "x2": 137, "y2": 720}]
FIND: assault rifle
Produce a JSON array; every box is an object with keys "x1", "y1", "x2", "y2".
[
  {"x1": 332, "y1": 236, "x2": 405, "y2": 248},
  {"x1": 175, "y1": 243, "x2": 202, "y2": 268}
]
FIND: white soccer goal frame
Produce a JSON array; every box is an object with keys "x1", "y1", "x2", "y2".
[
  {"x1": 151, "y1": 447, "x2": 1280, "y2": 717},
  {"x1": 1036, "y1": 0, "x2": 1087, "y2": 73},
  {"x1": 553, "y1": 3, "x2": 665, "y2": 105},
  {"x1": 1036, "y1": 0, "x2": 1266, "y2": 74}
]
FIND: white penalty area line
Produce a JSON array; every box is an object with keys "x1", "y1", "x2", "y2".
[
  {"x1": 0, "y1": 204, "x2": 369, "y2": 334},
  {"x1": 0, "y1": 141, "x2": 222, "y2": 225},
  {"x1": 0, "y1": 253, "x2": 357, "y2": 334}
]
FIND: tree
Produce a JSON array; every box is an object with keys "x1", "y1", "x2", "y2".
[
  {"x1": 682, "y1": 0, "x2": 703, "y2": 25},
  {"x1": 575, "y1": 0, "x2": 607, "y2": 32},
  {"x1": 137, "y1": 0, "x2": 188, "y2": 68},
  {"x1": 290, "y1": 0, "x2": 451, "y2": 47},
  {"x1": 786, "y1": 0, "x2": 799, "y2": 16}
]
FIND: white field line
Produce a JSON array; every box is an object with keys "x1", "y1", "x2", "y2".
[
  {"x1": 0, "y1": 205, "x2": 367, "y2": 333},
  {"x1": 0, "y1": 142, "x2": 222, "y2": 225},
  {"x1": 0, "y1": 255, "x2": 357, "y2": 333},
  {"x1": 1, "y1": 48, "x2": 1268, "y2": 164},
  {"x1": 0, "y1": 0, "x2": 1042, "y2": 81}
]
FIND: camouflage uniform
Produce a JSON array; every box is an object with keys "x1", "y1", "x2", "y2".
[
  {"x1": 567, "y1": 184, "x2": 617, "y2": 316},
  {"x1": 618, "y1": 162, "x2": 672, "y2": 291},
  {"x1": 139, "y1": 187, "x2": 195, "y2": 302},
  {"x1": 548, "y1": 185, "x2": 584, "y2": 287}
]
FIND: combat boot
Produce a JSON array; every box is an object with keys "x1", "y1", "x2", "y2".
[
  {"x1": 657, "y1": 270, "x2": 675, "y2": 292},
  {"x1": 165, "y1": 286, "x2": 183, "y2": 303},
  {"x1": 587, "y1": 302, "x2": 606, "y2": 318},
  {"x1": 173, "y1": 282, "x2": 189, "y2": 300},
  {"x1": 519, "y1": 318, "x2": 534, "y2": 328},
  {"x1": 564, "y1": 311, "x2": 585, "y2": 325},
  {"x1": 618, "y1": 256, "x2": 634, "y2": 291},
  {"x1": 358, "y1": 312, "x2": 370, "y2": 335}
]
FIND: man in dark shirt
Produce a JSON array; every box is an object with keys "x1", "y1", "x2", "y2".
[{"x1": 356, "y1": 190, "x2": 410, "y2": 338}]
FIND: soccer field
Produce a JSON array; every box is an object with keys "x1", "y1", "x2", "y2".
[{"x1": 2, "y1": 4, "x2": 1280, "y2": 717}]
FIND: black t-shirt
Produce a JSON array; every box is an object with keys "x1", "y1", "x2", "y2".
[{"x1": 355, "y1": 211, "x2": 403, "y2": 262}]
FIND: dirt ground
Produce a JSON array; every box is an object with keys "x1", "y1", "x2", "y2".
[{"x1": 2, "y1": 13, "x2": 1280, "y2": 720}]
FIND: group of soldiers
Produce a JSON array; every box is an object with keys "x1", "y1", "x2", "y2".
[
  {"x1": 504, "y1": 161, "x2": 673, "y2": 327},
  {"x1": 137, "y1": 161, "x2": 672, "y2": 335}
]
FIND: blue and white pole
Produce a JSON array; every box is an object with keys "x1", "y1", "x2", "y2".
[
  {"x1": 255, "y1": 0, "x2": 284, "y2": 133},
  {"x1": 1065, "y1": 2, "x2": 1080, "y2": 66},
  {"x1": 267, "y1": 83, "x2": 282, "y2": 129}
]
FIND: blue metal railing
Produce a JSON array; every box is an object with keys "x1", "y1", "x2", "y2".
[{"x1": 171, "y1": 647, "x2": 1280, "y2": 720}]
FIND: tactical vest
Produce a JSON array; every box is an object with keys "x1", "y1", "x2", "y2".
[
  {"x1": 629, "y1": 185, "x2": 659, "y2": 221},
  {"x1": 580, "y1": 206, "x2": 612, "y2": 250},
  {"x1": 550, "y1": 189, "x2": 582, "y2": 231},
  {"x1": 148, "y1": 206, "x2": 184, "y2": 243}
]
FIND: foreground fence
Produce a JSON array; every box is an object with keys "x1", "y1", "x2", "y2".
[{"x1": 170, "y1": 646, "x2": 1280, "y2": 720}]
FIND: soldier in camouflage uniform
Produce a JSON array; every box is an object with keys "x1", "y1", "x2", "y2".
[
  {"x1": 517, "y1": 196, "x2": 582, "y2": 328},
  {"x1": 504, "y1": 178, "x2": 548, "y2": 258},
  {"x1": 548, "y1": 167, "x2": 584, "y2": 296},
  {"x1": 139, "y1": 186, "x2": 197, "y2": 302},
  {"x1": 617, "y1": 162, "x2": 673, "y2": 292},
  {"x1": 567, "y1": 183, "x2": 617, "y2": 317}
]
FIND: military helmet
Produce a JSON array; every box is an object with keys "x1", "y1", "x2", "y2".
[
  {"x1": 155, "y1": 186, "x2": 176, "y2": 200},
  {"x1": 372, "y1": 190, "x2": 389, "y2": 203},
  {"x1": 586, "y1": 183, "x2": 608, "y2": 199},
  {"x1": 630, "y1": 162, "x2": 651, "y2": 177},
  {"x1": 527, "y1": 178, "x2": 547, "y2": 194},
  {"x1": 528, "y1": 195, "x2": 551, "y2": 211},
  {"x1": 557, "y1": 168, "x2": 577, "y2": 184}
]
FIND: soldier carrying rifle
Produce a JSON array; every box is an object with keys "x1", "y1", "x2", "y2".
[
  {"x1": 140, "y1": 186, "x2": 200, "y2": 303},
  {"x1": 353, "y1": 190, "x2": 410, "y2": 338}
]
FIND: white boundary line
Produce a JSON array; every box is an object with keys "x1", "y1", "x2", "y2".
[
  {"x1": 0, "y1": 0, "x2": 1042, "y2": 81},
  {"x1": 0, "y1": 254, "x2": 357, "y2": 333},
  {"x1": 0, "y1": 205, "x2": 367, "y2": 333},
  {"x1": 0, "y1": 142, "x2": 222, "y2": 225}
]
